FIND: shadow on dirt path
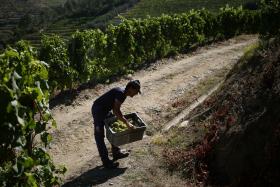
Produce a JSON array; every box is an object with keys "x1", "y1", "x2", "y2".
[{"x1": 62, "y1": 166, "x2": 127, "y2": 187}]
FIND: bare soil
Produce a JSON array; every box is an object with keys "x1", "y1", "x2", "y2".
[{"x1": 48, "y1": 35, "x2": 258, "y2": 186}]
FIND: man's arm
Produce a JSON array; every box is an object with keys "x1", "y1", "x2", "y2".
[{"x1": 112, "y1": 99, "x2": 134, "y2": 129}]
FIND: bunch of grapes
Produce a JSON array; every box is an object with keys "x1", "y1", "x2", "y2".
[{"x1": 111, "y1": 120, "x2": 128, "y2": 132}]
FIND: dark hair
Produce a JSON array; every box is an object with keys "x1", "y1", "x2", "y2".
[{"x1": 125, "y1": 80, "x2": 141, "y2": 93}]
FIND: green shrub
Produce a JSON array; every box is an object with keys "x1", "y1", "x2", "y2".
[{"x1": 0, "y1": 41, "x2": 66, "y2": 186}]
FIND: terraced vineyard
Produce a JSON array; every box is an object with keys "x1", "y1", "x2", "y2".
[
  {"x1": 0, "y1": 0, "x2": 67, "y2": 49},
  {"x1": 22, "y1": 22, "x2": 80, "y2": 48},
  {"x1": 0, "y1": 0, "x2": 138, "y2": 49},
  {"x1": 1, "y1": 0, "x2": 260, "y2": 49},
  {"x1": 121, "y1": 0, "x2": 260, "y2": 18}
]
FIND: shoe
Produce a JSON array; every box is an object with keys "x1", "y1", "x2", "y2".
[
  {"x1": 103, "y1": 160, "x2": 119, "y2": 169},
  {"x1": 113, "y1": 151, "x2": 129, "y2": 161}
]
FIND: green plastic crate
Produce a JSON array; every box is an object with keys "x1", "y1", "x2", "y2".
[{"x1": 104, "y1": 112, "x2": 147, "y2": 146}]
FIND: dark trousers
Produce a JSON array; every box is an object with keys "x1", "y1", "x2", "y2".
[{"x1": 92, "y1": 107, "x2": 119, "y2": 163}]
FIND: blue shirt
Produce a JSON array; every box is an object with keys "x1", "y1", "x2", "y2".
[{"x1": 92, "y1": 87, "x2": 126, "y2": 120}]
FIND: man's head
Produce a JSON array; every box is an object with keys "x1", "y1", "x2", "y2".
[{"x1": 125, "y1": 80, "x2": 141, "y2": 97}]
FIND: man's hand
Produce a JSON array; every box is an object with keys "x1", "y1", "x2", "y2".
[{"x1": 127, "y1": 122, "x2": 136, "y2": 130}]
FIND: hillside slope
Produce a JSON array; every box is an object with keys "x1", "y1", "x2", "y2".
[
  {"x1": 122, "y1": 0, "x2": 260, "y2": 18},
  {"x1": 0, "y1": 0, "x2": 138, "y2": 48},
  {"x1": 184, "y1": 37, "x2": 280, "y2": 186}
]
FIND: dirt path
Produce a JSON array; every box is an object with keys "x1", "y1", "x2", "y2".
[{"x1": 48, "y1": 35, "x2": 258, "y2": 186}]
